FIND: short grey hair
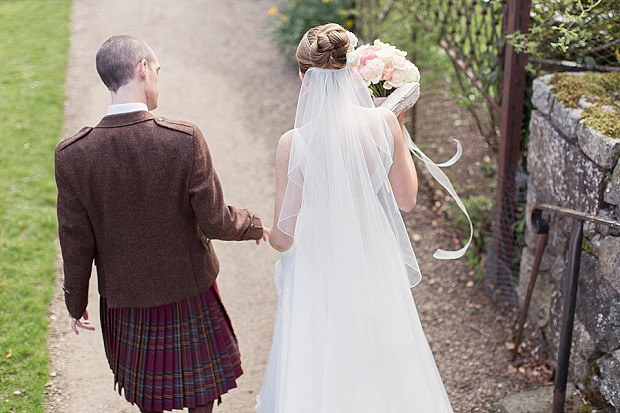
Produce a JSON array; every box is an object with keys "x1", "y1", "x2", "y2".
[{"x1": 96, "y1": 35, "x2": 156, "y2": 92}]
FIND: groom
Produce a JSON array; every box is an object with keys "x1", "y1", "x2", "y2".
[{"x1": 54, "y1": 35, "x2": 268, "y2": 413}]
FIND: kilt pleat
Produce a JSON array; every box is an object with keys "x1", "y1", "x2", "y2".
[{"x1": 100, "y1": 283, "x2": 243, "y2": 412}]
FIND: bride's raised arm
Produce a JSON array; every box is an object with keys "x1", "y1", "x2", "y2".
[
  {"x1": 269, "y1": 129, "x2": 295, "y2": 252},
  {"x1": 378, "y1": 107, "x2": 419, "y2": 212}
]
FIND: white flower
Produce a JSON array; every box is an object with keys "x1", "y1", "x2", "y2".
[
  {"x1": 403, "y1": 61, "x2": 420, "y2": 83},
  {"x1": 346, "y1": 51, "x2": 357, "y2": 67},
  {"x1": 375, "y1": 46, "x2": 396, "y2": 63},
  {"x1": 346, "y1": 30, "x2": 358, "y2": 51},
  {"x1": 358, "y1": 57, "x2": 385, "y2": 85},
  {"x1": 346, "y1": 42, "x2": 368, "y2": 67},
  {"x1": 385, "y1": 69, "x2": 405, "y2": 89},
  {"x1": 391, "y1": 54, "x2": 407, "y2": 70},
  {"x1": 373, "y1": 39, "x2": 388, "y2": 48}
]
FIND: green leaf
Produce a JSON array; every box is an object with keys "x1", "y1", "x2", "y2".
[{"x1": 584, "y1": 56, "x2": 597, "y2": 68}]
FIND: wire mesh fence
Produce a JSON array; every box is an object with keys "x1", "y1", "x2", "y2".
[
  {"x1": 359, "y1": 0, "x2": 617, "y2": 311},
  {"x1": 350, "y1": 0, "x2": 619, "y2": 312},
  {"x1": 356, "y1": 0, "x2": 525, "y2": 311}
]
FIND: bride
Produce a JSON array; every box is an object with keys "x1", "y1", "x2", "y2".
[{"x1": 256, "y1": 23, "x2": 454, "y2": 412}]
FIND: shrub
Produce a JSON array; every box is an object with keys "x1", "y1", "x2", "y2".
[
  {"x1": 443, "y1": 195, "x2": 495, "y2": 279},
  {"x1": 268, "y1": 0, "x2": 355, "y2": 64}
]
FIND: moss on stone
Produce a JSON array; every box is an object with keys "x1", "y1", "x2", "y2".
[
  {"x1": 549, "y1": 72, "x2": 620, "y2": 139},
  {"x1": 581, "y1": 239, "x2": 598, "y2": 258}
]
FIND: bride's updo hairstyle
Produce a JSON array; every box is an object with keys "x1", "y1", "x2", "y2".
[{"x1": 296, "y1": 23, "x2": 350, "y2": 73}]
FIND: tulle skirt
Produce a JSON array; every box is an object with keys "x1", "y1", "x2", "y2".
[
  {"x1": 255, "y1": 250, "x2": 454, "y2": 413},
  {"x1": 100, "y1": 282, "x2": 242, "y2": 412}
]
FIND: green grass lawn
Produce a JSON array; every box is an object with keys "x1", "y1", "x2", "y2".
[{"x1": 0, "y1": 0, "x2": 71, "y2": 411}]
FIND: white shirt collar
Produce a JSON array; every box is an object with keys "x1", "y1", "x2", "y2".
[{"x1": 106, "y1": 102, "x2": 149, "y2": 116}]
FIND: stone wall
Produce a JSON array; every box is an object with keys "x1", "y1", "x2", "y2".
[{"x1": 520, "y1": 73, "x2": 620, "y2": 410}]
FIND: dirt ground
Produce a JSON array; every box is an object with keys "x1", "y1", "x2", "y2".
[
  {"x1": 405, "y1": 87, "x2": 546, "y2": 411},
  {"x1": 47, "y1": 1, "x2": 542, "y2": 412}
]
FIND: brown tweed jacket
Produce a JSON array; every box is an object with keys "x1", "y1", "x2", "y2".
[{"x1": 54, "y1": 111, "x2": 263, "y2": 319}]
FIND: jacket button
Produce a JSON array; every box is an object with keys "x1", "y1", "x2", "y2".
[{"x1": 156, "y1": 117, "x2": 163, "y2": 121}]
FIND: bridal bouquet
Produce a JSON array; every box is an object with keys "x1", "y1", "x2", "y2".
[
  {"x1": 347, "y1": 34, "x2": 473, "y2": 262},
  {"x1": 347, "y1": 39, "x2": 420, "y2": 98}
]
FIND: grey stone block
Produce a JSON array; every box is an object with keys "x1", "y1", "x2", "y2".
[
  {"x1": 524, "y1": 183, "x2": 538, "y2": 250},
  {"x1": 497, "y1": 383, "x2": 584, "y2": 413},
  {"x1": 497, "y1": 385, "x2": 554, "y2": 413},
  {"x1": 528, "y1": 111, "x2": 606, "y2": 214},
  {"x1": 590, "y1": 349, "x2": 620, "y2": 410},
  {"x1": 577, "y1": 123, "x2": 620, "y2": 170},
  {"x1": 532, "y1": 73, "x2": 581, "y2": 141},
  {"x1": 593, "y1": 208, "x2": 620, "y2": 237},
  {"x1": 531, "y1": 74, "x2": 554, "y2": 116},
  {"x1": 584, "y1": 220, "x2": 598, "y2": 239},
  {"x1": 569, "y1": 318, "x2": 597, "y2": 384},
  {"x1": 518, "y1": 248, "x2": 532, "y2": 300},
  {"x1": 518, "y1": 247, "x2": 553, "y2": 324},
  {"x1": 576, "y1": 253, "x2": 620, "y2": 354},
  {"x1": 544, "y1": 281, "x2": 564, "y2": 351},
  {"x1": 604, "y1": 161, "x2": 620, "y2": 206},
  {"x1": 546, "y1": 217, "x2": 572, "y2": 258},
  {"x1": 523, "y1": 75, "x2": 620, "y2": 408},
  {"x1": 597, "y1": 235, "x2": 620, "y2": 292},
  {"x1": 550, "y1": 98, "x2": 583, "y2": 141}
]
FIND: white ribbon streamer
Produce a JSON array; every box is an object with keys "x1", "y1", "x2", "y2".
[{"x1": 403, "y1": 128, "x2": 473, "y2": 260}]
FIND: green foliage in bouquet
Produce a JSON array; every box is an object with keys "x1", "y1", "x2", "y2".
[{"x1": 269, "y1": 0, "x2": 356, "y2": 64}]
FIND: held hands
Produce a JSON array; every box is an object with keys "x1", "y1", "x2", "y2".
[
  {"x1": 70, "y1": 310, "x2": 95, "y2": 335},
  {"x1": 256, "y1": 227, "x2": 270, "y2": 245}
]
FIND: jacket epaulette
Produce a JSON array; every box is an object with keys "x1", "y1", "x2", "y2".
[
  {"x1": 57, "y1": 127, "x2": 93, "y2": 151},
  {"x1": 153, "y1": 117, "x2": 194, "y2": 136}
]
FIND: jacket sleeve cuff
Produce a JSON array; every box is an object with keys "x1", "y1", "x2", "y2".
[
  {"x1": 63, "y1": 285, "x2": 89, "y2": 319},
  {"x1": 241, "y1": 214, "x2": 264, "y2": 240}
]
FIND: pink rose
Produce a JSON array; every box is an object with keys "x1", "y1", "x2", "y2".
[
  {"x1": 382, "y1": 66, "x2": 395, "y2": 81},
  {"x1": 385, "y1": 68, "x2": 405, "y2": 89},
  {"x1": 359, "y1": 51, "x2": 377, "y2": 66},
  {"x1": 358, "y1": 58, "x2": 386, "y2": 84}
]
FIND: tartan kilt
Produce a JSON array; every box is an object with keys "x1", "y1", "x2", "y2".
[{"x1": 100, "y1": 282, "x2": 243, "y2": 412}]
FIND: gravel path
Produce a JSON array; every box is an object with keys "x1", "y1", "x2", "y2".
[{"x1": 46, "y1": 1, "x2": 538, "y2": 412}]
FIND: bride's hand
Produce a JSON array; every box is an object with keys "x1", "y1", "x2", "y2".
[
  {"x1": 257, "y1": 227, "x2": 270, "y2": 245},
  {"x1": 70, "y1": 310, "x2": 95, "y2": 335}
]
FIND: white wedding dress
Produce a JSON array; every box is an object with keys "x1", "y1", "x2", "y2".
[{"x1": 255, "y1": 67, "x2": 454, "y2": 412}]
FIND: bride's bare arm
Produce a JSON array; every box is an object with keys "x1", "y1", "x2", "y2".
[
  {"x1": 378, "y1": 108, "x2": 418, "y2": 212},
  {"x1": 269, "y1": 130, "x2": 295, "y2": 252}
]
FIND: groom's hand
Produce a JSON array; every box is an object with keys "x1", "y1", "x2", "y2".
[
  {"x1": 70, "y1": 309, "x2": 95, "y2": 335},
  {"x1": 256, "y1": 227, "x2": 270, "y2": 245}
]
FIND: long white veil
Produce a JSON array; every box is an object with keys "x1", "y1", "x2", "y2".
[
  {"x1": 278, "y1": 66, "x2": 421, "y2": 300},
  {"x1": 257, "y1": 66, "x2": 454, "y2": 412}
]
